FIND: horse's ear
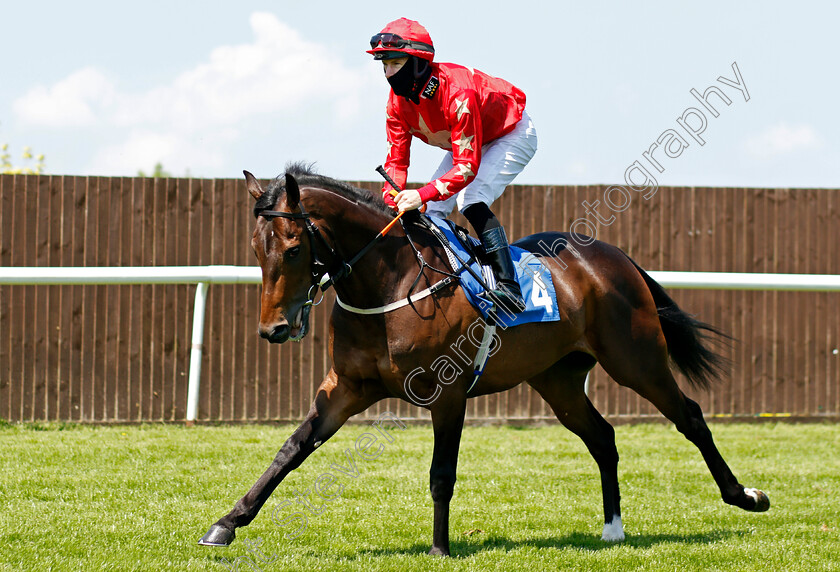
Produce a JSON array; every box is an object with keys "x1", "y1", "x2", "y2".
[
  {"x1": 284, "y1": 173, "x2": 300, "y2": 210},
  {"x1": 243, "y1": 170, "x2": 263, "y2": 200}
]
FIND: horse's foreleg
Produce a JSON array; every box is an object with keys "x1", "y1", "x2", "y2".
[
  {"x1": 427, "y1": 398, "x2": 467, "y2": 557},
  {"x1": 199, "y1": 370, "x2": 382, "y2": 546}
]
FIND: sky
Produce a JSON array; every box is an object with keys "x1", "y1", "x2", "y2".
[{"x1": 1, "y1": 1, "x2": 837, "y2": 188}]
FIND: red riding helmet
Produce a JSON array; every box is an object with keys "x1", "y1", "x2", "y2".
[{"x1": 367, "y1": 18, "x2": 435, "y2": 61}]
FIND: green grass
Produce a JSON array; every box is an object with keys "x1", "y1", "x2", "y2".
[{"x1": 0, "y1": 421, "x2": 838, "y2": 571}]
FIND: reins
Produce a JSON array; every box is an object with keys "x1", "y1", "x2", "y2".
[
  {"x1": 258, "y1": 170, "x2": 500, "y2": 314},
  {"x1": 375, "y1": 166, "x2": 493, "y2": 304},
  {"x1": 257, "y1": 188, "x2": 456, "y2": 311},
  {"x1": 258, "y1": 173, "x2": 498, "y2": 393},
  {"x1": 373, "y1": 165, "x2": 499, "y2": 392}
]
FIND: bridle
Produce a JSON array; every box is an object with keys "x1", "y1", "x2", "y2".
[
  {"x1": 256, "y1": 200, "x2": 400, "y2": 309},
  {"x1": 256, "y1": 199, "x2": 460, "y2": 312},
  {"x1": 256, "y1": 189, "x2": 499, "y2": 392},
  {"x1": 258, "y1": 202, "x2": 344, "y2": 309}
]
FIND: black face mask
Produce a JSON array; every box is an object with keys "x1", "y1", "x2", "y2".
[{"x1": 387, "y1": 56, "x2": 432, "y2": 104}]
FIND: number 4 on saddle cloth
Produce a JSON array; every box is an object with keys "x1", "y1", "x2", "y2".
[{"x1": 427, "y1": 216, "x2": 561, "y2": 328}]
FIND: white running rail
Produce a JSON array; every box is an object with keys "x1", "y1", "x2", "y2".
[{"x1": 2, "y1": 266, "x2": 839, "y2": 422}]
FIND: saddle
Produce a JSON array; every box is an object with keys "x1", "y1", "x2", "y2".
[{"x1": 423, "y1": 215, "x2": 561, "y2": 328}]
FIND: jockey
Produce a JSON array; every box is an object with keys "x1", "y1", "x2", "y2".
[{"x1": 368, "y1": 17, "x2": 537, "y2": 313}]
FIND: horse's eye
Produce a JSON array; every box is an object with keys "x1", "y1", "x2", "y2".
[{"x1": 286, "y1": 246, "x2": 301, "y2": 259}]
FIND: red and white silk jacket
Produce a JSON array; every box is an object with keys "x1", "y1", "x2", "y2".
[{"x1": 381, "y1": 62, "x2": 526, "y2": 205}]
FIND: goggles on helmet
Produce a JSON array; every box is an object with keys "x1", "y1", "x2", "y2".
[{"x1": 369, "y1": 33, "x2": 434, "y2": 54}]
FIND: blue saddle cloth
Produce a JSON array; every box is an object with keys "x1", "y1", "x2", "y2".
[{"x1": 428, "y1": 216, "x2": 561, "y2": 328}]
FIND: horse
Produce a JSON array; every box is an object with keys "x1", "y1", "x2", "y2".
[{"x1": 198, "y1": 164, "x2": 769, "y2": 555}]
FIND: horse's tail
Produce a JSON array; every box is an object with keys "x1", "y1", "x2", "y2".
[{"x1": 628, "y1": 257, "x2": 732, "y2": 391}]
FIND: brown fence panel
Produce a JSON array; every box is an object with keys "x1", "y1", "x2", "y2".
[
  {"x1": 0, "y1": 176, "x2": 838, "y2": 423},
  {"x1": 0, "y1": 175, "x2": 12, "y2": 421}
]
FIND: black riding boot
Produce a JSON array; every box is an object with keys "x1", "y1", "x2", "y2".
[{"x1": 480, "y1": 226, "x2": 526, "y2": 314}]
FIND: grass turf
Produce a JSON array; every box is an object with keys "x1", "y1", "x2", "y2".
[{"x1": 0, "y1": 421, "x2": 838, "y2": 571}]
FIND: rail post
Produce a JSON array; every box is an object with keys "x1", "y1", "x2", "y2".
[{"x1": 186, "y1": 282, "x2": 210, "y2": 426}]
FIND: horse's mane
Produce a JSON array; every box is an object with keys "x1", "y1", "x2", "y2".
[{"x1": 254, "y1": 162, "x2": 395, "y2": 218}]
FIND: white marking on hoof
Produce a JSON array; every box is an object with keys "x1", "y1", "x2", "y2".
[
  {"x1": 743, "y1": 487, "x2": 771, "y2": 511},
  {"x1": 602, "y1": 515, "x2": 625, "y2": 542}
]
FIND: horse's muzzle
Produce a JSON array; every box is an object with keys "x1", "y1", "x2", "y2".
[
  {"x1": 258, "y1": 303, "x2": 310, "y2": 343},
  {"x1": 259, "y1": 322, "x2": 290, "y2": 344}
]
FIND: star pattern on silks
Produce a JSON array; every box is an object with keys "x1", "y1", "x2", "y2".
[
  {"x1": 409, "y1": 114, "x2": 451, "y2": 149},
  {"x1": 434, "y1": 179, "x2": 452, "y2": 198},
  {"x1": 455, "y1": 163, "x2": 475, "y2": 182},
  {"x1": 386, "y1": 139, "x2": 394, "y2": 157},
  {"x1": 454, "y1": 98, "x2": 471, "y2": 121},
  {"x1": 453, "y1": 133, "x2": 474, "y2": 153}
]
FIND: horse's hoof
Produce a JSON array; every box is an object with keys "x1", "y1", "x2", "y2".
[
  {"x1": 198, "y1": 523, "x2": 236, "y2": 546},
  {"x1": 428, "y1": 546, "x2": 450, "y2": 557},
  {"x1": 601, "y1": 516, "x2": 625, "y2": 542},
  {"x1": 744, "y1": 488, "x2": 770, "y2": 512}
]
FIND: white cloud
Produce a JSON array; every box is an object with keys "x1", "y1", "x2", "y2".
[
  {"x1": 15, "y1": 13, "x2": 366, "y2": 130},
  {"x1": 12, "y1": 12, "x2": 382, "y2": 175},
  {"x1": 87, "y1": 128, "x2": 243, "y2": 176},
  {"x1": 743, "y1": 123, "x2": 823, "y2": 158},
  {"x1": 13, "y1": 67, "x2": 116, "y2": 127},
  {"x1": 91, "y1": 131, "x2": 182, "y2": 174},
  {"x1": 567, "y1": 159, "x2": 589, "y2": 177}
]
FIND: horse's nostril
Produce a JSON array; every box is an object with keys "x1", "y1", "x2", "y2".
[{"x1": 259, "y1": 323, "x2": 289, "y2": 343}]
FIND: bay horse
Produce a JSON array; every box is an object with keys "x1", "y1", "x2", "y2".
[{"x1": 199, "y1": 164, "x2": 769, "y2": 555}]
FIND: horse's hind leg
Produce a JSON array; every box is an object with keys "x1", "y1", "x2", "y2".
[
  {"x1": 642, "y1": 377, "x2": 769, "y2": 511},
  {"x1": 528, "y1": 359, "x2": 624, "y2": 542},
  {"x1": 597, "y1": 345, "x2": 770, "y2": 513}
]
